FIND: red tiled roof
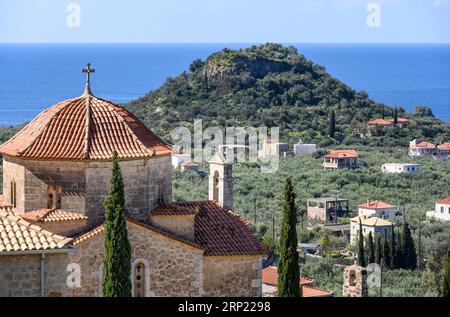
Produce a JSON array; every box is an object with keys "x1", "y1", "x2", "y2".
[
  {"x1": 151, "y1": 201, "x2": 200, "y2": 216},
  {"x1": 415, "y1": 141, "x2": 435, "y2": 148},
  {"x1": 21, "y1": 209, "x2": 87, "y2": 223},
  {"x1": 262, "y1": 266, "x2": 314, "y2": 287},
  {"x1": 71, "y1": 225, "x2": 104, "y2": 246},
  {"x1": 181, "y1": 161, "x2": 199, "y2": 167},
  {"x1": 0, "y1": 210, "x2": 72, "y2": 252},
  {"x1": 151, "y1": 201, "x2": 265, "y2": 256},
  {"x1": 323, "y1": 150, "x2": 358, "y2": 159},
  {"x1": 438, "y1": 142, "x2": 450, "y2": 149},
  {"x1": 71, "y1": 219, "x2": 203, "y2": 251},
  {"x1": 368, "y1": 119, "x2": 392, "y2": 126},
  {"x1": 0, "y1": 93, "x2": 172, "y2": 160},
  {"x1": 358, "y1": 200, "x2": 396, "y2": 209},
  {"x1": 393, "y1": 118, "x2": 410, "y2": 123},
  {"x1": 436, "y1": 198, "x2": 450, "y2": 205},
  {"x1": 302, "y1": 286, "x2": 334, "y2": 297}
]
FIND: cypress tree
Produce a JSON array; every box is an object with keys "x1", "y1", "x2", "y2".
[
  {"x1": 103, "y1": 151, "x2": 132, "y2": 297},
  {"x1": 396, "y1": 228, "x2": 404, "y2": 269},
  {"x1": 367, "y1": 232, "x2": 375, "y2": 264},
  {"x1": 375, "y1": 234, "x2": 382, "y2": 265},
  {"x1": 329, "y1": 110, "x2": 336, "y2": 139},
  {"x1": 442, "y1": 233, "x2": 450, "y2": 297},
  {"x1": 357, "y1": 220, "x2": 366, "y2": 267},
  {"x1": 278, "y1": 177, "x2": 301, "y2": 297},
  {"x1": 389, "y1": 225, "x2": 396, "y2": 269},
  {"x1": 382, "y1": 233, "x2": 391, "y2": 269},
  {"x1": 402, "y1": 223, "x2": 417, "y2": 270},
  {"x1": 393, "y1": 107, "x2": 398, "y2": 125}
]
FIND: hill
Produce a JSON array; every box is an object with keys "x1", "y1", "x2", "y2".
[{"x1": 126, "y1": 43, "x2": 450, "y2": 147}]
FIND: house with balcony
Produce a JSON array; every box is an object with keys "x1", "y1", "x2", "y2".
[
  {"x1": 409, "y1": 139, "x2": 438, "y2": 157},
  {"x1": 322, "y1": 150, "x2": 360, "y2": 170},
  {"x1": 307, "y1": 197, "x2": 350, "y2": 224},
  {"x1": 350, "y1": 216, "x2": 393, "y2": 245},
  {"x1": 426, "y1": 198, "x2": 450, "y2": 221}
]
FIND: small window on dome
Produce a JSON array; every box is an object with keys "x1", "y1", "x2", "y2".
[{"x1": 47, "y1": 185, "x2": 62, "y2": 209}]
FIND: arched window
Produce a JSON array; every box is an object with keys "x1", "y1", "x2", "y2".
[
  {"x1": 47, "y1": 185, "x2": 62, "y2": 209},
  {"x1": 212, "y1": 171, "x2": 220, "y2": 201},
  {"x1": 133, "y1": 262, "x2": 146, "y2": 297},
  {"x1": 10, "y1": 181, "x2": 16, "y2": 208},
  {"x1": 349, "y1": 270, "x2": 356, "y2": 286}
]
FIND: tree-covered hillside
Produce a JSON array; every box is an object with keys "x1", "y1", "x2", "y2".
[{"x1": 127, "y1": 43, "x2": 450, "y2": 145}]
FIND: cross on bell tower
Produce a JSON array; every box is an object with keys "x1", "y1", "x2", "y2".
[{"x1": 82, "y1": 63, "x2": 95, "y2": 96}]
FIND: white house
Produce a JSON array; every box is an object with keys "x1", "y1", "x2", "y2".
[
  {"x1": 382, "y1": 163, "x2": 419, "y2": 174},
  {"x1": 357, "y1": 200, "x2": 399, "y2": 221},
  {"x1": 426, "y1": 198, "x2": 450, "y2": 221},
  {"x1": 171, "y1": 153, "x2": 191, "y2": 168},
  {"x1": 409, "y1": 139, "x2": 437, "y2": 158},
  {"x1": 350, "y1": 216, "x2": 393, "y2": 245},
  {"x1": 259, "y1": 139, "x2": 289, "y2": 157},
  {"x1": 293, "y1": 140, "x2": 317, "y2": 156}
]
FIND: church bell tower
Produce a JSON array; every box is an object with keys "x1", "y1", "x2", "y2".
[{"x1": 208, "y1": 148, "x2": 233, "y2": 209}]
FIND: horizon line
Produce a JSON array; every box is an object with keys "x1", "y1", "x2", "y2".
[{"x1": 1, "y1": 42, "x2": 450, "y2": 45}]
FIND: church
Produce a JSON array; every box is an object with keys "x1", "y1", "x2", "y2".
[{"x1": 0, "y1": 64, "x2": 264, "y2": 297}]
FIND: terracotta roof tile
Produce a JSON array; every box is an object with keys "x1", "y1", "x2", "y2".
[
  {"x1": 0, "y1": 210, "x2": 72, "y2": 252},
  {"x1": 350, "y1": 215, "x2": 393, "y2": 227},
  {"x1": 21, "y1": 209, "x2": 87, "y2": 223},
  {"x1": 415, "y1": 141, "x2": 435, "y2": 148},
  {"x1": 262, "y1": 266, "x2": 314, "y2": 287},
  {"x1": 151, "y1": 201, "x2": 265, "y2": 256},
  {"x1": 0, "y1": 94, "x2": 172, "y2": 160},
  {"x1": 71, "y1": 219, "x2": 203, "y2": 250},
  {"x1": 323, "y1": 150, "x2": 358, "y2": 159},
  {"x1": 368, "y1": 119, "x2": 393, "y2": 126},
  {"x1": 357, "y1": 200, "x2": 396, "y2": 209},
  {"x1": 436, "y1": 197, "x2": 450, "y2": 205},
  {"x1": 71, "y1": 225, "x2": 104, "y2": 246},
  {"x1": 302, "y1": 286, "x2": 334, "y2": 297},
  {"x1": 181, "y1": 161, "x2": 199, "y2": 167},
  {"x1": 438, "y1": 142, "x2": 450, "y2": 149}
]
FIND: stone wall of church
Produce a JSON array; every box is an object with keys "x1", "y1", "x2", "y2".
[
  {"x1": 2, "y1": 156, "x2": 26, "y2": 213},
  {"x1": 85, "y1": 155, "x2": 172, "y2": 224},
  {"x1": 67, "y1": 221, "x2": 203, "y2": 297},
  {"x1": 23, "y1": 159, "x2": 87, "y2": 213},
  {"x1": 202, "y1": 256, "x2": 262, "y2": 297},
  {"x1": 0, "y1": 253, "x2": 69, "y2": 297},
  {"x1": 150, "y1": 215, "x2": 195, "y2": 241}
]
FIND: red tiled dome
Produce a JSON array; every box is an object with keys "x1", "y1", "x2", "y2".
[{"x1": 0, "y1": 89, "x2": 171, "y2": 160}]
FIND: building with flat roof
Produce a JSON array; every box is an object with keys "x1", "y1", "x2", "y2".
[{"x1": 307, "y1": 197, "x2": 349, "y2": 224}]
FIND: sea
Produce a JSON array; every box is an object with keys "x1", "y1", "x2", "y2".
[{"x1": 0, "y1": 43, "x2": 449, "y2": 126}]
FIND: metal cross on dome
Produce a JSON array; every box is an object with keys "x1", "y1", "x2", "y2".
[{"x1": 82, "y1": 63, "x2": 95, "y2": 83}]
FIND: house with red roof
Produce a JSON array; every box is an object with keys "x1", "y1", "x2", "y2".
[
  {"x1": 409, "y1": 139, "x2": 437, "y2": 157},
  {"x1": 322, "y1": 150, "x2": 360, "y2": 170},
  {"x1": 0, "y1": 65, "x2": 264, "y2": 297},
  {"x1": 358, "y1": 199, "x2": 400, "y2": 221},
  {"x1": 367, "y1": 117, "x2": 410, "y2": 128},
  {"x1": 426, "y1": 198, "x2": 450, "y2": 221},
  {"x1": 262, "y1": 266, "x2": 334, "y2": 297}
]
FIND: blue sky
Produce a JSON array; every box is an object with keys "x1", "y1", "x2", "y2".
[{"x1": 0, "y1": 0, "x2": 449, "y2": 43}]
